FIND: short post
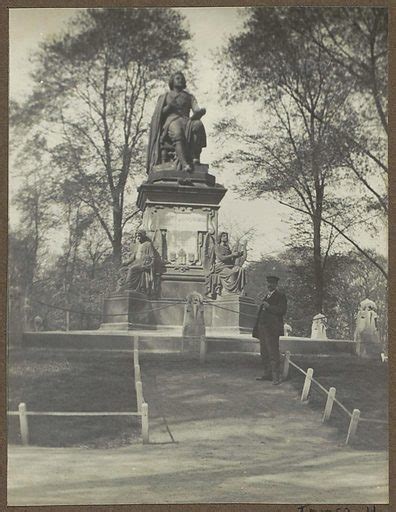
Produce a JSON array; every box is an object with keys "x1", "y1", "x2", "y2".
[
  {"x1": 136, "y1": 380, "x2": 143, "y2": 413},
  {"x1": 141, "y1": 402, "x2": 149, "y2": 444},
  {"x1": 322, "y1": 387, "x2": 336, "y2": 422},
  {"x1": 301, "y1": 368, "x2": 313, "y2": 402},
  {"x1": 65, "y1": 310, "x2": 70, "y2": 331},
  {"x1": 18, "y1": 402, "x2": 29, "y2": 446},
  {"x1": 282, "y1": 351, "x2": 291, "y2": 380},
  {"x1": 134, "y1": 335, "x2": 139, "y2": 351},
  {"x1": 134, "y1": 348, "x2": 139, "y2": 366},
  {"x1": 346, "y1": 408, "x2": 360, "y2": 445},
  {"x1": 199, "y1": 335, "x2": 207, "y2": 364},
  {"x1": 134, "y1": 364, "x2": 141, "y2": 384}
]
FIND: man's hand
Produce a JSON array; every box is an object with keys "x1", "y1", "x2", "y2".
[{"x1": 262, "y1": 301, "x2": 270, "y2": 310}]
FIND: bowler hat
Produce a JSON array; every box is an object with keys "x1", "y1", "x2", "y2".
[{"x1": 266, "y1": 275, "x2": 279, "y2": 282}]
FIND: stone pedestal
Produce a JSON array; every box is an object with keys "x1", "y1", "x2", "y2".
[
  {"x1": 100, "y1": 163, "x2": 258, "y2": 334},
  {"x1": 207, "y1": 295, "x2": 258, "y2": 334},
  {"x1": 101, "y1": 290, "x2": 155, "y2": 330},
  {"x1": 137, "y1": 163, "x2": 226, "y2": 301}
]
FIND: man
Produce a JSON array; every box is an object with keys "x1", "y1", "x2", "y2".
[
  {"x1": 147, "y1": 71, "x2": 207, "y2": 173},
  {"x1": 253, "y1": 275, "x2": 287, "y2": 385}
]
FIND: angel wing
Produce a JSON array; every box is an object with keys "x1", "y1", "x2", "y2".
[{"x1": 202, "y1": 232, "x2": 216, "y2": 273}]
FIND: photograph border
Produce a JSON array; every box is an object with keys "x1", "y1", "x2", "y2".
[{"x1": 1, "y1": 0, "x2": 394, "y2": 510}]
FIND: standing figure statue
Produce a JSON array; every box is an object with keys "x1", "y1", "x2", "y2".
[
  {"x1": 205, "y1": 232, "x2": 247, "y2": 299},
  {"x1": 147, "y1": 71, "x2": 207, "y2": 173},
  {"x1": 117, "y1": 229, "x2": 161, "y2": 296},
  {"x1": 354, "y1": 298, "x2": 381, "y2": 357}
]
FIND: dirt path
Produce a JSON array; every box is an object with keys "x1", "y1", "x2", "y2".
[{"x1": 8, "y1": 353, "x2": 388, "y2": 505}]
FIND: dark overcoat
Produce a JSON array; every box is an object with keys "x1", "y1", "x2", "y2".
[{"x1": 252, "y1": 289, "x2": 287, "y2": 338}]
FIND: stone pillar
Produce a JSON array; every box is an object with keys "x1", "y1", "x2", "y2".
[{"x1": 310, "y1": 313, "x2": 328, "y2": 340}]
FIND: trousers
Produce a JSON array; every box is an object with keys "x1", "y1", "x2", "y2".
[{"x1": 259, "y1": 325, "x2": 281, "y2": 376}]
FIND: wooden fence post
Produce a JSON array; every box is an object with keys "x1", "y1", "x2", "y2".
[
  {"x1": 322, "y1": 387, "x2": 336, "y2": 422},
  {"x1": 282, "y1": 351, "x2": 291, "y2": 380},
  {"x1": 18, "y1": 402, "x2": 29, "y2": 446},
  {"x1": 301, "y1": 368, "x2": 313, "y2": 402},
  {"x1": 136, "y1": 381, "x2": 143, "y2": 413},
  {"x1": 346, "y1": 409, "x2": 360, "y2": 444},
  {"x1": 200, "y1": 335, "x2": 207, "y2": 364},
  {"x1": 141, "y1": 402, "x2": 149, "y2": 444},
  {"x1": 134, "y1": 364, "x2": 141, "y2": 384},
  {"x1": 134, "y1": 348, "x2": 139, "y2": 367}
]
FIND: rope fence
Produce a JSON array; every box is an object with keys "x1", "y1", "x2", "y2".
[{"x1": 283, "y1": 351, "x2": 387, "y2": 444}]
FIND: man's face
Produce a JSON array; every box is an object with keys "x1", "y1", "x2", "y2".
[
  {"x1": 221, "y1": 233, "x2": 228, "y2": 243},
  {"x1": 137, "y1": 233, "x2": 144, "y2": 243},
  {"x1": 267, "y1": 279, "x2": 277, "y2": 291}
]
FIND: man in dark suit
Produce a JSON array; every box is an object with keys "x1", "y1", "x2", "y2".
[{"x1": 253, "y1": 275, "x2": 287, "y2": 385}]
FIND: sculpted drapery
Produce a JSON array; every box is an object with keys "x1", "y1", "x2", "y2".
[{"x1": 147, "y1": 71, "x2": 207, "y2": 173}]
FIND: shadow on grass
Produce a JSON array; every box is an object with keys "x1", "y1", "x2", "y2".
[
  {"x1": 7, "y1": 348, "x2": 140, "y2": 448},
  {"x1": 286, "y1": 355, "x2": 388, "y2": 451}
]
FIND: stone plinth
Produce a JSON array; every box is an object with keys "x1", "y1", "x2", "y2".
[
  {"x1": 207, "y1": 295, "x2": 258, "y2": 334},
  {"x1": 137, "y1": 164, "x2": 227, "y2": 302},
  {"x1": 100, "y1": 290, "x2": 155, "y2": 330},
  {"x1": 100, "y1": 164, "x2": 258, "y2": 335}
]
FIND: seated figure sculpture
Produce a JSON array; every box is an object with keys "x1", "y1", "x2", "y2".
[
  {"x1": 117, "y1": 229, "x2": 160, "y2": 296},
  {"x1": 205, "y1": 232, "x2": 247, "y2": 299},
  {"x1": 147, "y1": 71, "x2": 207, "y2": 173}
]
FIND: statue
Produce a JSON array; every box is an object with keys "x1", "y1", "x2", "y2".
[
  {"x1": 310, "y1": 313, "x2": 328, "y2": 340},
  {"x1": 283, "y1": 323, "x2": 292, "y2": 337},
  {"x1": 117, "y1": 229, "x2": 161, "y2": 296},
  {"x1": 147, "y1": 71, "x2": 207, "y2": 174},
  {"x1": 354, "y1": 298, "x2": 381, "y2": 357},
  {"x1": 182, "y1": 292, "x2": 206, "y2": 338},
  {"x1": 204, "y1": 232, "x2": 247, "y2": 299}
]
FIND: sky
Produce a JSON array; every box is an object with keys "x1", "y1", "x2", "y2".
[{"x1": 9, "y1": 7, "x2": 386, "y2": 260}]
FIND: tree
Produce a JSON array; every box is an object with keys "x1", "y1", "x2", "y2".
[
  {"x1": 296, "y1": 8, "x2": 388, "y2": 221},
  {"x1": 216, "y1": 7, "x2": 387, "y2": 311},
  {"x1": 217, "y1": 7, "x2": 355, "y2": 312},
  {"x1": 10, "y1": 134, "x2": 59, "y2": 293},
  {"x1": 11, "y1": 8, "x2": 191, "y2": 266}
]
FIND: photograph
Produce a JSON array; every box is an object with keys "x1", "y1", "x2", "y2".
[{"x1": 7, "y1": 5, "x2": 389, "y2": 506}]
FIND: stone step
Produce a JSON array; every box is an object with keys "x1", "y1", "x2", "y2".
[{"x1": 21, "y1": 331, "x2": 356, "y2": 356}]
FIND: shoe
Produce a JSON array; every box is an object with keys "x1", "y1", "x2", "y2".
[
  {"x1": 272, "y1": 377, "x2": 282, "y2": 385},
  {"x1": 256, "y1": 374, "x2": 272, "y2": 381}
]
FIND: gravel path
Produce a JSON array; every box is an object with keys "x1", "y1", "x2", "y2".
[{"x1": 8, "y1": 352, "x2": 388, "y2": 505}]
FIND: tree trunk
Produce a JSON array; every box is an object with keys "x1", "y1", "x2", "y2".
[
  {"x1": 112, "y1": 206, "x2": 123, "y2": 268},
  {"x1": 313, "y1": 212, "x2": 324, "y2": 314}
]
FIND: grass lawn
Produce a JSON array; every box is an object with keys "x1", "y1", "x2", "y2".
[
  {"x1": 287, "y1": 354, "x2": 388, "y2": 451},
  {"x1": 7, "y1": 348, "x2": 140, "y2": 448}
]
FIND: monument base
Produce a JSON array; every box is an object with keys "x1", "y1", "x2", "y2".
[
  {"x1": 100, "y1": 290, "x2": 258, "y2": 333},
  {"x1": 100, "y1": 290, "x2": 154, "y2": 330},
  {"x1": 207, "y1": 295, "x2": 258, "y2": 334}
]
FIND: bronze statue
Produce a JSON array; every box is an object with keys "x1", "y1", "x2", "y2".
[
  {"x1": 147, "y1": 71, "x2": 207, "y2": 173},
  {"x1": 204, "y1": 232, "x2": 247, "y2": 299},
  {"x1": 117, "y1": 229, "x2": 161, "y2": 295}
]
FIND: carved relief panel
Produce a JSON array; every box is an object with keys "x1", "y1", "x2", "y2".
[{"x1": 143, "y1": 204, "x2": 218, "y2": 269}]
